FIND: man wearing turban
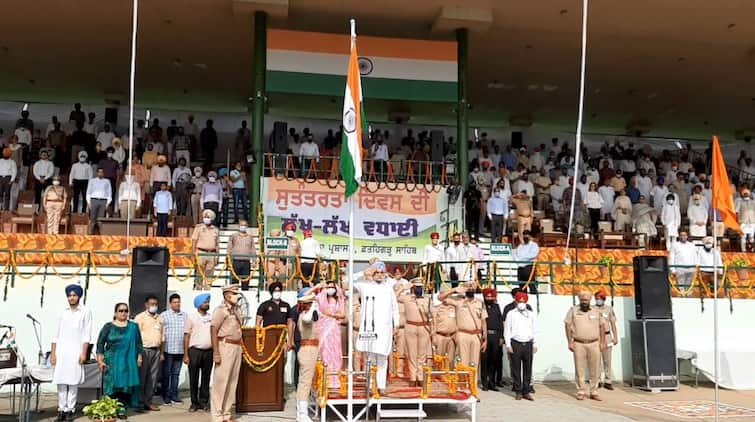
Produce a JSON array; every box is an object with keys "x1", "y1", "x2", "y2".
[
  {"x1": 51, "y1": 284, "x2": 92, "y2": 421},
  {"x1": 184, "y1": 293, "x2": 212, "y2": 412}
]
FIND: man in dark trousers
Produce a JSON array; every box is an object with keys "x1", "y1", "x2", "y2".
[
  {"x1": 505, "y1": 291, "x2": 537, "y2": 401},
  {"x1": 502, "y1": 287, "x2": 532, "y2": 389},
  {"x1": 481, "y1": 287, "x2": 503, "y2": 391}
]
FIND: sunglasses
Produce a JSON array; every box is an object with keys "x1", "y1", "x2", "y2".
[{"x1": 117, "y1": 309, "x2": 129, "y2": 313}]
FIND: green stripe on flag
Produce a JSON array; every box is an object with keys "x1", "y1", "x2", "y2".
[{"x1": 340, "y1": 132, "x2": 358, "y2": 197}]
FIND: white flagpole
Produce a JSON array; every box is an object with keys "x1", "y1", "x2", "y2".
[
  {"x1": 347, "y1": 19, "x2": 356, "y2": 422},
  {"x1": 125, "y1": 0, "x2": 138, "y2": 252},
  {"x1": 712, "y1": 163, "x2": 720, "y2": 422}
]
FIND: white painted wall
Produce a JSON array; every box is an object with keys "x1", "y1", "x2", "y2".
[{"x1": 1, "y1": 268, "x2": 752, "y2": 393}]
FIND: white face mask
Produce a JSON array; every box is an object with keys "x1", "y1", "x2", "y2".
[
  {"x1": 148, "y1": 305, "x2": 158, "y2": 314},
  {"x1": 203, "y1": 218, "x2": 212, "y2": 225},
  {"x1": 194, "y1": 170, "x2": 202, "y2": 177},
  {"x1": 208, "y1": 177, "x2": 216, "y2": 182},
  {"x1": 79, "y1": 157, "x2": 86, "y2": 162},
  {"x1": 272, "y1": 291, "x2": 282, "y2": 300},
  {"x1": 107, "y1": 153, "x2": 113, "y2": 158},
  {"x1": 52, "y1": 180, "x2": 60, "y2": 186},
  {"x1": 595, "y1": 299, "x2": 605, "y2": 306},
  {"x1": 326, "y1": 287, "x2": 336, "y2": 296},
  {"x1": 667, "y1": 199, "x2": 674, "y2": 205},
  {"x1": 516, "y1": 302, "x2": 527, "y2": 311},
  {"x1": 285, "y1": 230, "x2": 295, "y2": 237},
  {"x1": 745, "y1": 197, "x2": 751, "y2": 201},
  {"x1": 239, "y1": 226, "x2": 247, "y2": 233}
]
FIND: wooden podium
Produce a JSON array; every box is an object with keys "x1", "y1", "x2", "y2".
[{"x1": 236, "y1": 327, "x2": 286, "y2": 412}]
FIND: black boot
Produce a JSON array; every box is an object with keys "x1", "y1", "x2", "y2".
[
  {"x1": 65, "y1": 411, "x2": 75, "y2": 421},
  {"x1": 56, "y1": 411, "x2": 65, "y2": 421}
]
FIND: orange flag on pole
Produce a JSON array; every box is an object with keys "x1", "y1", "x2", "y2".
[{"x1": 711, "y1": 135, "x2": 742, "y2": 234}]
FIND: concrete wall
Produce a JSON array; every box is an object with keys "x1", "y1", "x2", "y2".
[{"x1": 0, "y1": 268, "x2": 751, "y2": 392}]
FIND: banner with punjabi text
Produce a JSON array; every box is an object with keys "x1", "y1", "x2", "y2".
[{"x1": 262, "y1": 179, "x2": 446, "y2": 261}]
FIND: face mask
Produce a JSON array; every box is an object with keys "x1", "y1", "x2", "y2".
[
  {"x1": 107, "y1": 153, "x2": 113, "y2": 158},
  {"x1": 745, "y1": 197, "x2": 751, "y2": 201},
  {"x1": 285, "y1": 230, "x2": 295, "y2": 237},
  {"x1": 465, "y1": 290, "x2": 475, "y2": 299},
  {"x1": 52, "y1": 180, "x2": 60, "y2": 186},
  {"x1": 413, "y1": 287, "x2": 423, "y2": 297},
  {"x1": 272, "y1": 291, "x2": 282, "y2": 300},
  {"x1": 680, "y1": 238, "x2": 687, "y2": 243},
  {"x1": 79, "y1": 157, "x2": 86, "y2": 162},
  {"x1": 523, "y1": 236, "x2": 530, "y2": 243},
  {"x1": 343, "y1": 290, "x2": 351, "y2": 298},
  {"x1": 517, "y1": 302, "x2": 527, "y2": 311},
  {"x1": 595, "y1": 299, "x2": 605, "y2": 306},
  {"x1": 667, "y1": 199, "x2": 674, "y2": 205},
  {"x1": 208, "y1": 177, "x2": 216, "y2": 182},
  {"x1": 194, "y1": 170, "x2": 202, "y2": 176},
  {"x1": 239, "y1": 226, "x2": 247, "y2": 233},
  {"x1": 148, "y1": 305, "x2": 158, "y2": 314},
  {"x1": 579, "y1": 303, "x2": 590, "y2": 311},
  {"x1": 704, "y1": 245, "x2": 713, "y2": 251},
  {"x1": 453, "y1": 240, "x2": 460, "y2": 246},
  {"x1": 203, "y1": 218, "x2": 212, "y2": 225},
  {"x1": 326, "y1": 287, "x2": 336, "y2": 296}
]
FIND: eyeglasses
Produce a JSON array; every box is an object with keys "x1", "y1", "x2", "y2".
[{"x1": 117, "y1": 309, "x2": 129, "y2": 313}]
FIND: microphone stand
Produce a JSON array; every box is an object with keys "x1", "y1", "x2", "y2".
[{"x1": 29, "y1": 319, "x2": 43, "y2": 365}]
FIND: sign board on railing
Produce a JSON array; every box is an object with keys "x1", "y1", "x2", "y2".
[
  {"x1": 490, "y1": 243, "x2": 512, "y2": 256},
  {"x1": 265, "y1": 237, "x2": 289, "y2": 251}
]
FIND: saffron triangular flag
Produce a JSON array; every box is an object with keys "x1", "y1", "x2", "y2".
[{"x1": 711, "y1": 135, "x2": 742, "y2": 234}]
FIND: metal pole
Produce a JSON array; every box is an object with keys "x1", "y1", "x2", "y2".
[
  {"x1": 125, "y1": 0, "x2": 139, "y2": 251},
  {"x1": 250, "y1": 11, "x2": 267, "y2": 228},
  {"x1": 455, "y1": 28, "x2": 469, "y2": 189}
]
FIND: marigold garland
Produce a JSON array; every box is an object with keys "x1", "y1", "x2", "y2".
[
  {"x1": 89, "y1": 252, "x2": 131, "y2": 284},
  {"x1": 46, "y1": 250, "x2": 87, "y2": 280},
  {"x1": 10, "y1": 251, "x2": 48, "y2": 280},
  {"x1": 194, "y1": 252, "x2": 224, "y2": 285},
  {"x1": 226, "y1": 254, "x2": 256, "y2": 283},
  {"x1": 455, "y1": 363, "x2": 478, "y2": 397},
  {"x1": 239, "y1": 325, "x2": 288, "y2": 372}
]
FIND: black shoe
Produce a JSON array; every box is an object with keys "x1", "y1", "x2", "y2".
[
  {"x1": 65, "y1": 411, "x2": 75, "y2": 421},
  {"x1": 56, "y1": 411, "x2": 65, "y2": 421},
  {"x1": 189, "y1": 405, "x2": 198, "y2": 412},
  {"x1": 604, "y1": 383, "x2": 614, "y2": 391},
  {"x1": 481, "y1": 384, "x2": 489, "y2": 391},
  {"x1": 496, "y1": 381, "x2": 508, "y2": 388},
  {"x1": 171, "y1": 398, "x2": 183, "y2": 403},
  {"x1": 489, "y1": 385, "x2": 500, "y2": 392}
]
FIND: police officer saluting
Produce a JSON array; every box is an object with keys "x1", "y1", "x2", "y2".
[
  {"x1": 397, "y1": 278, "x2": 431, "y2": 387},
  {"x1": 481, "y1": 288, "x2": 503, "y2": 391}
]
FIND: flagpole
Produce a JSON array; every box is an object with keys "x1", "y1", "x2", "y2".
[
  {"x1": 347, "y1": 20, "x2": 356, "y2": 422},
  {"x1": 712, "y1": 157, "x2": 720, "y2": 422},
  {"x1": 124, "y1": 0, "x2": 138, "y2": 253}
]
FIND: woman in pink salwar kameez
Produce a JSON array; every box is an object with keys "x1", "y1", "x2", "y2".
[{"x1": 315, "y1": 280, "x2": 345, "y2": 385}]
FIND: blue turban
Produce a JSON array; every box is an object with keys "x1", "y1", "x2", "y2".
[
  {"x1": 370, "y1": 261, "x2": 386, "y2": 272},
  {"x1": 657, "y1": 176, "x2": 665, "y2": 184},
  {"x1": 193, "y1": 293, "x2": 211, "y2": 309},
  {"x1": 65, "y1": 284, "x2": 83, "y2": 298},
  {"x1": 297, "y1": 288, "x2": 309, "y2": 298}
]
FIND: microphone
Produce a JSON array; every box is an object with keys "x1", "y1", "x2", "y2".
[{"x1": 26, "y1": 314, "x2": 40, "y2": 324}]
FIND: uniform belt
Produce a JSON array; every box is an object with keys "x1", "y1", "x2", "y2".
[
  {"x1": 406, "y1": 320, "x2": 429, "y2": 327},
  {"x1": 218, "y1": 337, "x2": 242, "y2": 345},
  {"x1": 301, "y1": 339, "x2": 319, "y2": 347},
  {"x1": 198, "y1": 248, "x2": 217, "y2": 252},
  {"x1": 435, "y1": 331, "x2": 455, "y2": 337},
  {"x1": 605, "y1": 331, "x2": 611, "y2": 335},
  {"x1": 458, "y1": 329, "x2": 481, "y2": 335},
  {"x1": 573, "y1": 338, "x2": 598, "y2": 344},
  {"x1": 46, "y1": 200, "x2": 63, "y2": 202},
  {"x1": 92, "y1": 198, "x2": 108, "y2": 201}
]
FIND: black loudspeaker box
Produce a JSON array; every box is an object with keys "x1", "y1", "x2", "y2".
[
  {"x1": 272, "y1": 121, "x2": 288, "y2": 155},
  {"x1": 129, "y1": 246, "x2": 169, "y2": 318},
  {"x1": 633, "y1": 255, "x2": 672, "y2": 319},
  {"x1": 511, "y1": 131, "x2": 523, "y2": 149},
  {"x1": 430, "y1": 130, "x2": 444, "y2": 162},
  {"x1": 105, "y1": 107, "x2": 118, "y2": 125},
  {"x1": 630, "y1": 319, "x2": 678, "y2": 391}
]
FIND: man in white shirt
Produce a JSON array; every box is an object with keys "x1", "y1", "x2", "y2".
[
  {"x1": 576, "y1": 175, "x2": 589, "y2": 200},
  {"x1": 670, "y1": 230, "x2": 697, "y2": 286},
  {"x1": 45, "y1": 116, "x2": 60, "y2": 138},
  {"x1": 14, "y1": 125, "x2": 32, "y2": 146},
  {"x1": 549, "y1": 177, "x2": 566, "y2": 212},
  {"x1": 529, "y1": 147, "x2": 545, "y2": 171},
  {"x1": 697, "y1": 236, "x2": 723, "y2": 290},
  {"x1": 0, "y1": 147, "x2": 17, "y2": 210},
  {"x1": 444, "y1": 232, "x2": 463, "y2": 287},
  {"x1": 736, "y1": 188, "x2": 755, "y2": 251},
  {"x1": 649, "y1": 177, "x2": 669, "y2": 212},
  {"x1": 33, "y1": 150, "x2": 55, "y2": 206},
  {"x1": 85, "y1": 168, "x2": 112, "y2": 234},
  {"x1": 422, "y1": 232, "x2": 445, "y2": 285},
  {"x1": 83, "y1": 113, "x2": 98, "y2": 135},
  {"x1": 298, "y1": 135, "x2": 320, "y2": 177},
  {"x1": 636, "y1": 169, "x2": 653, "y2": 200},
  {"x1": 299, "y1": 229, "x2": 322, "y2": 280},
  {"x1": 69, "y1": 151, "x2": 93, "y2": 213},
  {"x1": 512, "y1": 174, "x2": 534, "y2": 198},
  {"x1": 118, "y1": 175, "x2": 142, "y2": 219},
  {"x1": 96, "y1": 124, "x2": 115, "y2": 150},
  {"x1": 687, "y1": 194, "x2": 709, "y2": 237},
  {"x1": 504, "y1": 291, "x2": 536, "y2": 401},
  {"x1": 370, "y1": 136, "x2": 390, "y2": 181},
  {"x1": 513, "y1": 231, "x2": 540, "y2": 293}
]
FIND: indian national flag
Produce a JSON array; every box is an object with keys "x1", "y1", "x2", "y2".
[{"x1": 340, "y1": 34, "x2": 367, "y2": 198}]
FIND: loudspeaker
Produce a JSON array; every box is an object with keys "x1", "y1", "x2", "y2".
[
  {"x1": 129, "y1": 246, "x2": 169, "y2": 317},
  {"x1": 272, "y1": 121, "x2": 288, "y2": 154},
  {"x1": 105, "y1": 107, "x2": 118, "y2": 125},
  {"x1": 430, "y1": 130, "x2": 444, "y2": 162},
  {"x1": 511, "y1": 131, "x2": 523, "y2": 149},
  {"x1": 633, "y1": 255, "x2": 672, "y2": 319},
  {"x1": 630, "y1": 319, "x2": 678, "y2": 390}
]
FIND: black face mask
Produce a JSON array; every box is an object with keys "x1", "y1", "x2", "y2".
[
  {"x1": 523, "y1": 236, "x2": 530, "y2": 243},
  {"x1": 579, "y1": 303, "x2": 590, "y2": 311},
  {"x1": 465, "y1": 291, "x2": 475, "y2": 299},
  {"x1": 485, "y1": 300, "x2": 495, "y2": 305},
  {"x1": 413, "y1": 287, "x2": 423, "y2": 297},
  {"x1": 454, "y1": 241, "x2": 460, "y2": 246}
]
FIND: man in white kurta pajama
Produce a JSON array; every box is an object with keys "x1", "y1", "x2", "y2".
[
  {"x1": 51, "y1": 284, "x2": 92, "y2": 421},
  {"x1": 354, "y1": 261, "x2": 400, "y2": 394}
]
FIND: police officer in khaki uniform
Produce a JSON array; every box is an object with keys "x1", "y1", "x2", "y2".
[
  {"x1": 43, "y1": 175, "x2": 67, "y2": 234},
  {"x1": 210, "y1": 285, "x2": 243, "y2": 422},
  {"x1": 439, "y1": 280, "x2": 487, "y2": 382},
  {"x1": 432, "y1": 285, "x2": 457, "y2": 370},
  {"x1": 284, "y1": 222, "x2": 302, "y2": 276},
  {"x1": 594, "y1": 290, "x2": 618, "y2": 390},
  {"x1": 391, "y1": 279, "x2": 408, "y2": 378},
  {"x1": 564, "y1": 290, "x2": 606, "y2": 401},
  {"x1": 295, "y1": 289, "x2": 319, "y2": 422},
  {"x1": 192, "y1": 209, "x2": 220, "y2": 290},
  {"x1": 398, "y1": 278, "x2": 431, "y2": 386}
]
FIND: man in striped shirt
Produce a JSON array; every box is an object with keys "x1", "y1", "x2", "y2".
[{"x1": 160, "y1": 294, "x2": 186, "y2": 405}]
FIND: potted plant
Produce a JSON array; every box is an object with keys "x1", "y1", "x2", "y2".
[
  {"x1": 82, "y1": 396, "x2": 124, "y2": 421},
  {"x1": 732, "y1": 257, "x2": 749, "y2": 281},
  {"x1": 597, "y1": 256, "x2": 615, "y2": 279}
]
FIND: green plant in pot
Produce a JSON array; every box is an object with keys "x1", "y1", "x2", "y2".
[
  {"x1": 82, "y1": 396, "x2": 125, "y2": 421},
  {"x1": 732, "y1": 257, "x2": 749, "y2": 280},
  {"x1": 597, "y1": 256, "x2": 615, "y2": 279}
]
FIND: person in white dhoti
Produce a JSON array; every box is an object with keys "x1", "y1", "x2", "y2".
[
  {"x1": 611, "y1": 189, "x2": 632, "y2": 232},
  {"x1": 632, "y1": 196, "x2": 658, "y2": 247},
  {"x1": 687, "y1": 193, "x2": 709, "y2": 238},
  {"x1": 735, "y1": 189, "x2": 755, "y2": 251},
  {"x1": 353, "y1": 261, "x2": 400, "y2": 395},
  {"x1": 661, "y1": 193, "x2": 681, "y2": 250},
  {"x1": 51, "y1": 284, "x2": 92, "y2": 421},
  {"x1": 670, "y1": 230, "x2": 697, "y2": 286}
]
